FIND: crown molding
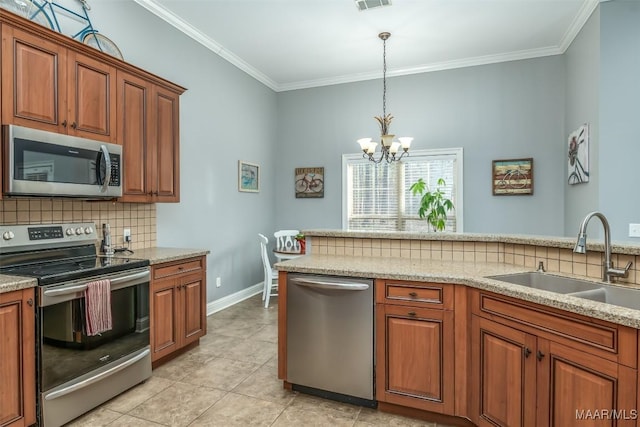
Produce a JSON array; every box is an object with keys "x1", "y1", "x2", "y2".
[
  {"x1": 132, "y1": 0, "x2": 279, "y2": 91},
  {"x1": 557, "y1": 0, "x2": 600, "y2": 53},
  {"x1": 278, "y1": 46, "x2": 563, "y2": 92},
  {"x1": 134, "y1": 0, "x2": 597, "y2": 93}
]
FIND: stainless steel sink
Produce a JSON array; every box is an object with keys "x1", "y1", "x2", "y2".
[
  {"x1": 487, "y1": 272, "x2": 602, "y2": 293},
  {"x1": 488, "y1": 272, "x2": 640, "y2": 310},
  {"x1": 566, "y1": 285, "x2": 640, "y2": 310}
]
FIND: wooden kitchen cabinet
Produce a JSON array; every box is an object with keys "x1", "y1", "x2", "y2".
[
  {"x1": 375, "y1": 280, "x2": 455, "y2": 414},
  {"x1": 117, "y1": 70, "x2": 181, "y2": 203},
  {"x1": 470, "y1": 290, "x2": 637, "y2": 427},
  {"x1": 0, "y1": 288, "x2": 36, "y2": 427},
  {"x1": 1, "y1": 25, "x2": 116, "y2": 142},
  {"x1": 150, "y1": 257, "x2": 206, "y2": 365}
]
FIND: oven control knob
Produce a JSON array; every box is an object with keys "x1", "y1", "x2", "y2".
[
  {"x1": 65, "y1": 228, "x2": 74, "y2": 236},
  {"x1": 84, "y1": 227, "x2": 93, "y2": 234},
  {"x1": 75, "y1": 227, "x2": 83, "y2": 235},
  {"x1": 2, "y1": 231, "x2": 14, "y2": 240}
]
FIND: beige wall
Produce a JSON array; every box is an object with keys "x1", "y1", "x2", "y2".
[{"x1": 0, "y1": 199, "x2": 156, "y2": 250}]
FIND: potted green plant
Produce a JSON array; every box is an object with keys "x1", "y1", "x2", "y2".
[{"x1": 409, "y1": 178, "x2": 455, "y2": 232}]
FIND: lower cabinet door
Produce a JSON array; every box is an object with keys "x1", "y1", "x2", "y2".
[
  {"x1": 376, "y1": 304, "x2": 454, "y2": 413},
  {"x1": 538, "y1": 339, "x2": 637, "y2": 427},
  {"x1": 0, "y1": 289, "x2": 36, "y2": 427},
  {"x1": 471, "y1": 315, "x2": 537, "y2": 427},
  {"x1": 151, "y1": 279, "x2": 179, "y2": 361},
  {"x1": 181, "y1": 273, "x2": 206, "y2": 346}
]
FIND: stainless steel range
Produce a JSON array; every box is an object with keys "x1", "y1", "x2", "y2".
[{"x1": 0, "y1": 222, "x2": 151, "y2": 427}]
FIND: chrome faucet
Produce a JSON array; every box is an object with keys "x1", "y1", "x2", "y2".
[{"x1": 573, "y1": 211, "x2": 632, "y2": 283}]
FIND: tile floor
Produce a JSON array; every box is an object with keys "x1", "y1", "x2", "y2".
[{"x1": 67, "y1": 294, "x2": 451, "y2": 426}]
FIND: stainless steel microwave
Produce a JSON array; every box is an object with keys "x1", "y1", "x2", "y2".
[{"x1": 3, "y1": 125, "x2": 122, "y2": 198}]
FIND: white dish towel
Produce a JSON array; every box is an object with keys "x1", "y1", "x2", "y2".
[{"x1": 84, "y1": 279, "x2": 112, "y2": 336}]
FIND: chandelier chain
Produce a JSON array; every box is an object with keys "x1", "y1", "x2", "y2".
[{"x1": 382, "y1": 36, "x2": 387, "y2": 121}]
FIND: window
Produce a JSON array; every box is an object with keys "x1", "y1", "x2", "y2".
[{"x1": 342, "y1": 148, "x2": 463, "y2": 232}]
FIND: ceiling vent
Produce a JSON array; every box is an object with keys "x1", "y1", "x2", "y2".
[{"x1": 355, "y1": 0, "x2": 392, "y2": 12}]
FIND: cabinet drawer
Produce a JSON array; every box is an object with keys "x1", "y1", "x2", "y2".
[
  {"x1": 471, "y1": 290, "x2": 637, "y2": 366},
  {"x1": 376, "y1": 279, "x2": 453, "y2": 309},
  {"x1": 153, "y1": 257, "x2": 204, "y2": 279}
]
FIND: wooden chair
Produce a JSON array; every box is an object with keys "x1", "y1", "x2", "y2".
[{"x1": 258, "y1": 233, "x2": 278, "y2": 308}]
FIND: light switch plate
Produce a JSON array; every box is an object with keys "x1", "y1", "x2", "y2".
[{"x1": 629, "y1": 224, "x2": 640, "y2": 237}]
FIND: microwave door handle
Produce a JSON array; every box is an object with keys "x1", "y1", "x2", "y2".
[{"x1": 99, "y1": 145, "x2": 111, "y2": 193}]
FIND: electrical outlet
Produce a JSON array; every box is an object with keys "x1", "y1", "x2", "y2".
[
  {"x1": 216, "y1": 277, "x2": 222, "y2": 288},
  {"x1": 629, "y1": 224, "x2": 640, "y2": 238},
  {"x1": 123, "y1": 228, "x2": 131, "y2": 242}
]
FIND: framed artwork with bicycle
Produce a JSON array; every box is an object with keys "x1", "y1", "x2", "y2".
[
  {"x1": 492, "y1": 158, "x2": 533, "y2": 196},
  {"x1": 295, "y1": 167, "x2": 324, "y2": 198}
]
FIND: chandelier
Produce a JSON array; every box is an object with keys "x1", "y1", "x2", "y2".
[{"x1": 358, "y1": 32, "x2": 413, "y2": 163}]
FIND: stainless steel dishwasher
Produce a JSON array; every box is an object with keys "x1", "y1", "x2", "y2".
[{"x1": 286, "y1": 273, "x2": 375, "y2": 407}]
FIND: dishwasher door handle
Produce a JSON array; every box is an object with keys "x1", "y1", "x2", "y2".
[{"x1": 290, "y1": 277, "x2": 370, "y2": 291}]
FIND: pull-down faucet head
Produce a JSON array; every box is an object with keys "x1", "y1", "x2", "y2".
[{"x1": 573, "y1": 233, "x2": 587, "y2": 254}]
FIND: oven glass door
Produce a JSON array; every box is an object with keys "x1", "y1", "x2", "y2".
[{"x1": 39, "y1": 271, "x2": 149, "y2": 392}]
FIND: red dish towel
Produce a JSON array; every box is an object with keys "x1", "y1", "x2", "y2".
[{"x1": 84, "y1": 279, "x2": 112, "y2": 336}]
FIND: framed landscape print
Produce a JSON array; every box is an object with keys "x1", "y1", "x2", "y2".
[{"x1": 238, "y1": 161, "x2": 259, "y2": 192}]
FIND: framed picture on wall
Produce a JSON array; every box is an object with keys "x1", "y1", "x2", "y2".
[
  {"x1": 492, "y1": 158, "x2": 533, "y2": 195},
  {"x1": 295, "y1": 167, "x2": 324, "y2": 198},
  {"x1": 238, "y1": 161, "x2": 259, "y2": 192},
  {"x1": 568, "y1": 123, "x2": 589, "y2": 184}
]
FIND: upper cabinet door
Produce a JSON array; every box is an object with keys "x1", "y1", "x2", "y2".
[
  {"x1": 1, "y1": 26, "x2": 116, "y2": 143},
  {"x1": 1, "y1": 25, "x2": 67, "y2": 133},
  {"x1": 67, "y1": 51, "x2": 116, "y2": 142},
  {"x1": 117, "y1": 70, "x2": 152, "y2": 201},
  {"x1": 152, "y1": 85, "x2": 180, "y2": 202}
]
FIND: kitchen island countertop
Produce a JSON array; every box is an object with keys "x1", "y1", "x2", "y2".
[{"x1": 276, "y1": 254, "x2": 640, "y2": 329}]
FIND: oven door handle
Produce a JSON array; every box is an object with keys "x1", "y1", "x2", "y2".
[
  {"x1": 43, "y1": 348, "x2": 150, "y2": 401},
  {"x1": 43, "y1": 270, "x2": 150, "y2": 297}
]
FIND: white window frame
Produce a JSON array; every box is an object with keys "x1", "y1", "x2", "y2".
[{"x1": 342, "y1": 148, "x2": 464, "y2": 232}]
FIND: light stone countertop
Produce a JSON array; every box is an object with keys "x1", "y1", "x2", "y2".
[
  {"x1": 303, "y1": 229, "x2": 640, "y2": 255},
  {"x1": 0, "y1": 247, "x2": 209, "y2": 295},
  {"x1": 113, "y1": 247, "x2": 210, "y2": 265},
  {"x1": 276, "y1": 254, "x2": 640, "y2": 329},
  {"x1": 0, "y1": 275, "x2": 38, "y2": 294}
]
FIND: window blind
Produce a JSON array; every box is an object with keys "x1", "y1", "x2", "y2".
[{"x1": 344, "y1": 149, "x2": 462, "y2": 232}]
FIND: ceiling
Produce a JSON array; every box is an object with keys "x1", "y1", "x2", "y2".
[{"x1": 133, "y1": 0, "x2": 599, "y2": 92}]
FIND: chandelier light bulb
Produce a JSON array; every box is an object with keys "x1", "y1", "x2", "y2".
[{"x1": 398, "y1": 137, "x2": 413, "y2": 150}]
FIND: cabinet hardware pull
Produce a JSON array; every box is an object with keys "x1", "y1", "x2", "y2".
[
  {"x1": 62, "y1": 120, "x2": 67, "y2": 127},
  {"x1": 537, "y1": 350, "x2": 545, "y2": 361},
  {"x1": 71, "y1": 121, "x2": 77, "y2": 129},
  {"x1": 27, "y1": 298, "x2": 34, "y2": 307},
  {"x1": 408, "y1": 292, "x2": 418, "y2": 297},
  {"x1": 408, "y1": 311, "x2": 417, "y2": 316},
  {"x1": 524, "y1": 347, "x2": 531, "y2": 358}
]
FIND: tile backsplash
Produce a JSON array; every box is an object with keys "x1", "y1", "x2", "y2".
[
  {"x1": 311, "y1": 236, "x2": 640, "y2": 286},
  {"x1": 0, "y1": 198, "x2": 156, "y2": 250}
]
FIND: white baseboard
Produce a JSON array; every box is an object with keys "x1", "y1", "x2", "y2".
[{"x1": 206, "y1": 282, "x2": 263, "y2": 315}]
